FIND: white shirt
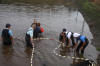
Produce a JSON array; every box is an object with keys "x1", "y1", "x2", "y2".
[
  {"x1": 27, "y1": 27, "x2": 34, "y2": 38},
  {"x1": 66, "y1": 31, "x2": 72, "y2": 39}
]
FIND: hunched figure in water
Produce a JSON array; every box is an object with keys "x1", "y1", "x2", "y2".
[{"x1": 59, "y1": 28, "x2": 89, "y2": 55}]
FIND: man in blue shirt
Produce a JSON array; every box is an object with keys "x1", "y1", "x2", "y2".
[
  {"x1": 1, "y1": 23, "x2": 14, "y2": 45},
  {"x1": 25, "y1": 23, "x2": 36, "y2": 47},
  {"x1": 75, "y1": 35, "x2": 89, "y2": 55}
]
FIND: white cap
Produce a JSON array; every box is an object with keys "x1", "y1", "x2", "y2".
[
  {"x1": 65, "y1": 31, "x2": 68, "y2": 34},
  {"x1": 73, "y1": 33, "x2": 80, "y2": 37}
]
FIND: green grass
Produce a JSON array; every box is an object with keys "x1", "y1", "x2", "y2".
[
  {"x1": 77, "y1": 1, "x2": 100, "y2": 22},
  {"x1": 96, "y1": 47, "x2": 100, "y2": 51},
  {"x1": 82, "y1": 2, "x2": 100, "y2": 21}
]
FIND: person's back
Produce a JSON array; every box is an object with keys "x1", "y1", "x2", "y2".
[
  {"x1": 25, "y1": 23, "x2": 35, "y2": 47},
  {"x1": 33, "y1": 23, "x2": 41, "y2": 38},
  {"x1": 1, "y1": 24, "x2": 13, "y2": 45},
  {"x1": 79, "y1": 35, "x2": 86, "y2": 42},
  {"x1": 25, "y1": 27, "x2": 33, "y2": 47}
]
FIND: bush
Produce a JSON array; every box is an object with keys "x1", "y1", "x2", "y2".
[{"x1": 81, "y1": 2, "x2": 100, "y2": 22}]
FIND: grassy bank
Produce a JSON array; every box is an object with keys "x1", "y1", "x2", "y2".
[
  {"x1": 77, "y1": 1, "x2": 100, "y2": 51},
  {"x1": 77, "y1": 0, "x2": 100, "y2": 22},
  {"x1": 0, "y1": 0, "x2": 67, "y2": 5}
]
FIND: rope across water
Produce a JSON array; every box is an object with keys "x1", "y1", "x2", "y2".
[{"x1": 30, "y1": 37, "x2": 96, "y2": 66}]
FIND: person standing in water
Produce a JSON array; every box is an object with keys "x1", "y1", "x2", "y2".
[
  {"x1": 25, "y1": 23, "x2": 36, "y2": 48},
  {"x1": 1, "y1": 23, "x2": 14, "y2": 45},
  {"x1": 33, "y1": 18, "x2": 44, "y2": 38}
]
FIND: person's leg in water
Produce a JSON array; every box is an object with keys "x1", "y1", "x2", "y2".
[
  {"x1": 81, "y1": 39, "x2": 89, "y2": 55},
  {"x1": 25, "y1": 34, "x2": 33, "y2": 48},
  {"x1": 59, "y1": 32, "x2": 67, "y2": 52},
  {"x1": 2, "y1": 38, "x2": 12, "y2": 45},
  {"x1": 76, "y1": 41, "x2": 83, "y2": 54},
  {"x1": 65, "y1": 37, "x2": 70, "y2": 52},
  {"x1": 71, "y1": 34, "x2": 75, "y2": 48}
]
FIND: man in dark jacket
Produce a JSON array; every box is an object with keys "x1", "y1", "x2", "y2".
[{"x1": 1, "y1": 23, "x2": 14, "y2": 45}]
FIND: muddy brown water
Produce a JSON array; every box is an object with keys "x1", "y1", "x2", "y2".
[{"x1": 0, "y1": 4, "x2": 99, "y2": 66}]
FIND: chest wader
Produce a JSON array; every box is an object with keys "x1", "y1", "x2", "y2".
[
  {"x1": 25, "y1": 33, "x2": 32, "y2": 47},
  {"x1": 2, "y1": 29, "x2": 12, "y2": 45}
]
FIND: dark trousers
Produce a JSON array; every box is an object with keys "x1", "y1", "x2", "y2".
[
  {"x1": 76, "y1": 38, "x2": 89, "y2": 54},
  {"x1": 2, "y1": 39, "x2": 12, "y2": 45},
  {"x1": 25, "y1": 34, "x2": 32, "y2": 48}
]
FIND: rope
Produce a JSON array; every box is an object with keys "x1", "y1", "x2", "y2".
[
  {"x1": 30, "y1": 44, "x2": 35, "y2": 66},
  {"x1": 53, "y1": 43, "x2": 96, "y2": 66},
  {"x1": 30, "y1": 37, "x2": 96, "y2": 66}
]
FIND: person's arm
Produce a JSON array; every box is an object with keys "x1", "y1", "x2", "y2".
[
  {"x1": 33, "y1": 18, "x2": 37, "y2": 23},
  {"x1": 59, "y1": 33, "x2": 64, "y2": 42},
  {"x1": 11, "y1": 36, "x2": 14, "y2": 44},
  {"x1": 30, "y1": 37, "x2": 34, "y2": 46},
  {"x1": 80, "y1": 42, "x2": 86, "y2": 50},
  {"x1": 80, "y1": 38, "x2": 86, "y2": 50},
  {"x1": 59, "y1": 34, "x2": 62, "y2": 41},
  {"x1": 30, "y1": 30, "x2": 34, "y2": 47},
  {"x1": 66, "y1": 38, "x2": 70, "y2": 48},
  {"x1": 66, "y1": 33, "x2": 71, "y2": 47},
  {"x1": 9, "y1": 30, "x2": 14, "y2": 45},
  {"x1": 72, "y1": 38, "x2": 78, "y2": 48}
]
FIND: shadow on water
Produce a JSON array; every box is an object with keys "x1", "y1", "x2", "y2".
[
  {"x1": 2, "y1": 45, "x2": 13, "y2": 60},
  {"x1": 0, "y1": 43, "x2": 14, "y2": 66},
  {"x1": 24, "y1": 46, "x2": 32, "y2": 58}
]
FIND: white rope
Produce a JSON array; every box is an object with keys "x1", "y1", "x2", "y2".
[
  {"x1": 30, "y1": 37, "x2": 96, "y2": 66},
  {"x1": 30, "y1": 44, "x2": 35, "y2": 66},
  {"x1": 53, "y1": 42, "x2": 96, "y2": 66}
]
